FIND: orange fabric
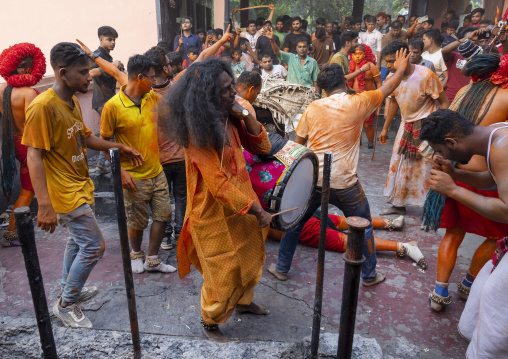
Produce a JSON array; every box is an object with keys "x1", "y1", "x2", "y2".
[
  {"x1": 177, "y1": 118, "x2": 271, "y2": 319},
  {"x1": 296, "y1": 90, "x2": 384, "y2": 189}
]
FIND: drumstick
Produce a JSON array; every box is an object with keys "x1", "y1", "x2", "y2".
[{"x1": 271, "y1": 207, "x2": 299, "y2": 218}]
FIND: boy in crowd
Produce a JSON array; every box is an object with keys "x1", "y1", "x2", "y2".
[
  {"x1": 90, "y1": 26, "x2": 123, "y2": 174},
  {"x1": 380, "y1": 20, "x2": 407, "y2": 80},
  {"x1": 311, "y1": 27, "x2": 335, "y2": 69},
  {"x1": 471, "y1": 8, "x2": 484, "y2": 27},
  {"x1": 422, "y1": 18, "x2": 434, "y2": 30},
  {"x1": 235, "y1": 36, "x2": 258, "y2": 70},
  {"x1": 422, "y1": 28, "x2": 448, "y2": 87},
  {"x1": 196, "y1": 28, "x2": 206, "y2": 44},
  {"x1": 260, "y1": 54, "x2": 287, "y2": 79},
  {"x1": 173, "y1": 17, "x2": 202, "y2": 62},
  {"x1": 408, "y1": 39, "x2": 436, "y2": 72},
  {"x1": 256, "y1": 21, "x2": 280, "y2": 64},
  {"x1": 442, "y1": 20, "x2": 459, "y2": 47},
  {"x1": 311, "y1": 17, "x2": 326, "y2": 41},
  {"x1": 183, "y1": 46, "x2": 199, "y2": 68},
  {"x1": 359, "y1": 15, "x2": 383, "y2": 66},
  {"x1": 231, "y1": 48, "x2": 247, "y2": 75},
  {"x1": 273, "y1": 17, "x2": 286, "y2": 44},
  {"x1": 376, "y1": 12, "x2": 390, "y2": 34},
  {"x1": 100, "y1": 55, "x2": 176, "y2": 274}
]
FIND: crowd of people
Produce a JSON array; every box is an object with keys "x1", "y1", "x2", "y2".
[{"x1": 1, "y1": 1, "x2": 508, "y2": 357}]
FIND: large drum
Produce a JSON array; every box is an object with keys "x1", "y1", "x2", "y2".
[{"x1": 243, "y1": 134, "x2": 318, "y2": 232}]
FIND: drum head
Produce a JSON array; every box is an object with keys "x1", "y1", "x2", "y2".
[{"x1": 272, "y1": 152, "x2": 318, "y2": 231}]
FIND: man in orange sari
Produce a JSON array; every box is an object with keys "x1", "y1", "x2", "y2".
[{"x1": 160, "y1": 59, "x2": 272, "y2": 338}]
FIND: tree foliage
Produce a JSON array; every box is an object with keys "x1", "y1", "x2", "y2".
[{"x1": 230, "y1": 0, "x2": 404, "y2": 27}]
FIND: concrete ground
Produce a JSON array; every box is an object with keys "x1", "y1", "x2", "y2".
[{"x1": 0, "y1": 125, "x2": 478, "y2": 358}]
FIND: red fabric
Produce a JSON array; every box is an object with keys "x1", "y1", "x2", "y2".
[
  {"x1": 0, "y1": 43, "x2": 46, "y2": 87},
  {"x1": 364, "y1": 111, "x2": 375, "y2": 126},
  {"x1": 348, "y1": 44, "x2": 376, "y2": 92},
  {"x1": 440, "y1": 180, "x2": 508, "y2": 239},
  {"x1": 490, "y1": 54, "x2": 508, "y2": 89},
  {"x1": 299, "y1": 215, "x2": 346, "y2": 252},
  {"x1": 445, "y1": 52, "x2": 470, "y2": 103},
  {"x1": 14, "y1": 136, "x2": 33, "y2": 192}
]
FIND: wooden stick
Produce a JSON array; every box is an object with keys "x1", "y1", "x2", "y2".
[
  {"x1": 271, "y1": 207, "x2": 299, "y2": 218},
  {"x1": 235, "y1": 5, "x2": 271, "y2": 11}
]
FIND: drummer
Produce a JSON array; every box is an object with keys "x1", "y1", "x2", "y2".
[{"x1": 268, "y1": 49, "x2": 412, "y2": 286}]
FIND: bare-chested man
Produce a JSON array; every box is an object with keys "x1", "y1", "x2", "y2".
[
  {"x1": 0, "y1": 43, "x2": 45, "y2": 246},
  {"x1": 425, "y1": 54, "x2": 508, "y2": 312},
  {"x1": 420, "y1": 109, "x2": 508, "y2": 359}
]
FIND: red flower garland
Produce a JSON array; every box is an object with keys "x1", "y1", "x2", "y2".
[
  {"x1": 348, "y1": 44, "x2": 376, "y2": 92},
  {"x1": 471, "y1": 54, "x2": 508, "y2": 88},
  {"x1": 0, "y1": 43, "x2": 46, "y2": 88}
]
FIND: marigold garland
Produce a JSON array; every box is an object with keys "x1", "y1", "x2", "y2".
[
  {"x1": 0, "y1": 43, "x2": 46, "y2": 88},
  {"x1": 348, "y1": 44, "x2": 376, "y2": 92}
]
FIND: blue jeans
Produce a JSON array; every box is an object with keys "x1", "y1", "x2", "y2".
[
  {"x1": 381, "y1": 67, "x2": 390, "y2": 82},
  {"x1": 276, "y1": 181, "x2": 377, "y2": 280},
  {"x1": 57, "y1": 203, "x2": 105, "y2": 303},
  {"x1": 163, "y1": 161, "x2": 187, "y2": 239}
]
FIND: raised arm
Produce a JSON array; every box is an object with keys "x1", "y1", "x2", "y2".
[
  {"x1": 267, "y1": 4, "x2": 275, "y2": 22},
  {"x1": 77, "y1": 39, "x2": 128, "y2": 86},
  {"x1": 196, "y1": 25, "x2": 234, "y2": 62},
  {"x1": 264, "y1": 27, "x2": 281, "y2": 57},
  {"x1": 377, "y1": 49, "x2": 410, "y2": 98}
]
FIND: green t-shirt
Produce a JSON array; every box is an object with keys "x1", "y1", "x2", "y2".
[{"x1": 273, "y1": 30, "x2": 286, "y2": 45}]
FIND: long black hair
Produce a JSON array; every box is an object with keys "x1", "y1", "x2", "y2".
[{"x1": 160, "y1": 58, "x2": 234, "y2": 151}]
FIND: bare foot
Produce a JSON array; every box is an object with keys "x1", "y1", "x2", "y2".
[
  {"x1": 362, "y1": 270, "x2": 386, "y2": 287},
  {"x1": 267, "y1": 263, "x2": 287, "y2": 281},
  {"x1": 380, "y1": 206, "x2": 406, "y2": 216},
  {"x1": 202, "y1": 327, "x2": 229, "y2": 343},
  {"x1": 235, "y1": 302, "x2": 270, "y2": 315}
]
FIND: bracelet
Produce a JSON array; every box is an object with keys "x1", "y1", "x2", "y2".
[{"x1": 270, "y1": 39, "x2": 275, "y2": 43}]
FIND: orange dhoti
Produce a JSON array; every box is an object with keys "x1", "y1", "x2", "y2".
[{"x1": 177, "y1": 118, "x2": 271, "y2": 325}]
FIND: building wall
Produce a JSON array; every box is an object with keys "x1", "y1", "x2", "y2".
[{"x1": 0, "y1": 0, "x2": 159, "y2": 67}]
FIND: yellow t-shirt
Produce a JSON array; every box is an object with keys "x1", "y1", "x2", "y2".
[
  {"x1": 22, "y1": 88, "x2": 94, "y2": 214},
  {"x1": 100, "y1": 85, "x2": 162, "y2": 180}
]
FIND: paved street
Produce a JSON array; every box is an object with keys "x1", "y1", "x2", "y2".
[{"x1": 0, "y1": 126, "x2": 476, "y2": 358}]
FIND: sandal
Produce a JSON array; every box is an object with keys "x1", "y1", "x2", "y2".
[
  {"x1": 457, "y1": 282, "x2": 471, "y2": 301},
  {"x1": 1, "y1": 229, "x2": 21, "y2": 247},
  {"x1": 429, "y1": 282, "x2": 452, "y2": 312}
]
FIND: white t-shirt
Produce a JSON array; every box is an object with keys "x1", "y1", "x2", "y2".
[
  {"x1": 262, "y1": 65, "x2": 288, "y2": 79},
  {"x1": 359, "y1": 29, "x2": 383, "y2": 60},
  {"x1": 422, "y1": 50, "x2": 447, "y2": 85}
]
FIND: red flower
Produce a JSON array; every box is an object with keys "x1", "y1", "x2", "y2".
[
  {"x1": 490, "y1": 54, "x2": 508, "y2": 89},
  {"x1": 0, "y1": 43, "x2": 46, "y2": 88}
]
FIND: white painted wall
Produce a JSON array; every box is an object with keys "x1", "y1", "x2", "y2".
[{"x1": 0, "y1": 0, "x2": 158, "y2": 76}]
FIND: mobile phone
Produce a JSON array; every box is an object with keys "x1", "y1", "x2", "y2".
[{"x1": 418, "y1": 16, "x2": 428, "y2": 24}]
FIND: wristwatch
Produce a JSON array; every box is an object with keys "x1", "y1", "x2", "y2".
[
  {"x1": 241, "y1": 108, "x2": 250, "y2": 118},
  {"x1": 91, "y1": 50, "x2": 102, "y2": 60}
]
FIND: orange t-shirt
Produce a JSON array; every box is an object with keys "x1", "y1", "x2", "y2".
[
  {"x1": 23, "y1": 88, "x2": 94, "y2": 213},
  {"x1": 296, "y1": 90, "x2": 384, "y2": 189}
]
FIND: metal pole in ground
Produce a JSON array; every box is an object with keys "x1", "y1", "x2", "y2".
[
  {"x1": 109, "y1": 148, "x2": 142, "y2": 359},
  {"x1": 337, "y1": 217, "x2": 369, "y2": 359},
  {"x1": 310, "y1": 151, "x2": 333, "y2": 358},
  {"x1": 14, "y1": 206, "x2": 58, "y2": 359}
]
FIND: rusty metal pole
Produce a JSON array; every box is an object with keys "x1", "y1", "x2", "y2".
[
  {"x1": 14, "y1": 207, "x2": 58, "y2": 359},
  {"x1": 337, "y1": 217, "x2": 370, "y2": 359},
  {"x1": 310, "y1": 151, "x2": 333, "y2": 358},
  {"x1": 109, "y1": 148, "x2": 141, "y2": 359}
]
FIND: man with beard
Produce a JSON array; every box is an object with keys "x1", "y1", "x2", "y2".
[
  {"x1": 161, "y1": 59, "x2": 272, "y2": 339},
  {"x1": 420, "y1": 109, "x2": 508, "y2": 359},
  {"x1": 423, "y1": 54, "x2": 508, "y2": 312},
  {"x1": 282, "y1": 16, "x2": 312, "y2": 54},
  {"x1": 259, "y1": 54, "x2": 287, "y2": 79},
  {"x1": 23, "y1": 42, "x2": 143, "y2": 328}
]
